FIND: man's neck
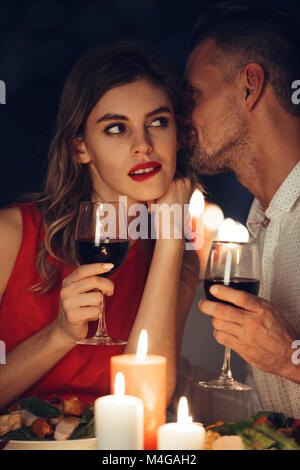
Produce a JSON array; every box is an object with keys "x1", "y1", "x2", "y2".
[
  {"x1": 235, "y1": 127, "x2": 300, "y2": 211},
  {"x1": 237, "y1": 159, "x2": 299, "y2": 211}
]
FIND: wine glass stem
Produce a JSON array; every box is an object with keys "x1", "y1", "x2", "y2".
[
  {"x1": 221, "y1": 346, "x2": 233, "y2": 379},
  {"x1": 94, "y1": 293, "x2": 109, "y2": 339}
]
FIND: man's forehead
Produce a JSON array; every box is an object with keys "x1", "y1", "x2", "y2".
[
  {"x1": 188, "y1": 39, "x2": 218, "y2": 68},
  {"x1": 185, "y1": 39, "x2": 223, "y2": 85}
]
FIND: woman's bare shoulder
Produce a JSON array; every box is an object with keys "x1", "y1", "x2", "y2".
[
  {"x1": 0, "y1": 206, "x2": 22, "y2": 236},
  {"x1": 0, "y1": 206, "x2": 23, "y2": 303}
]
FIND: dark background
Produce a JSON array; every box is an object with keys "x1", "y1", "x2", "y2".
[{"x1": 1, "y1": 0, "x2": 300, "y2": 223}]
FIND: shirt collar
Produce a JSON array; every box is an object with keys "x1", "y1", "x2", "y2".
[{"x1": 247, "y1": 161, "x2": 300, "y2": 238}]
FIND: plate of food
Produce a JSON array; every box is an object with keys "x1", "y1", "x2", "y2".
[
  {"x1": 0, "y1": 396, "x2": 96, "y2": 450},
  {"x1": 204, "y1": 411, "x2": 300, "y2": 450}
]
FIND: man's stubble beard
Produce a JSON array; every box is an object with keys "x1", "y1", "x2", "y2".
[
  {"x1": 189, "y1": 130, "x2": 251, "y2": 176},
  {"x1": 188, "y1": 98, "x2": 255, "y2": 177}
]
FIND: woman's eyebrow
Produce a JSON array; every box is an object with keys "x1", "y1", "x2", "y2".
[
  {"x1": 96, "y1": 106, "x2": 172, "y2": 124},
  {"x1": 145, "y1": 106, "x2": 173, "y2": 118},
  {"x1": 96, "y1": 113, "x2": 128, "y2": 123}
]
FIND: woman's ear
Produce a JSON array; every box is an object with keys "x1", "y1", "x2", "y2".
[{"x1": 72, "y1": 136, "x2": 91, "y2": 164}]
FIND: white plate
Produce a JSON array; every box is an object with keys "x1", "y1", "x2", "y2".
[{"x1": 2, "y1": 437, "x2": 97, "y2": 450}]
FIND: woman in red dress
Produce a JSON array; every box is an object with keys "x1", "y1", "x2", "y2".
[{"x1": 0, "y1": 41, "x2": 200, "y2": 410}]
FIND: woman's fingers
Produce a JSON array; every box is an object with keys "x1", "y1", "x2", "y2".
[
  {"x1": 76, "y1": 276, "x2": 114, "y2": 296},
  {"x1": 67, "y1": 306, "x2": 103, "y2": 324},
  {"x1": 64, "y1": 263, "x2": 114, "y2": 285},
  {"x1": 62, "y1": 291, "x2": 103, "y2": 311},
  {"x1": 58, "y1": 264, "x2": 116, "y2": 342},
  {"x1": 147, "y1": 200, "x2": 156, "y2": 214},
  {"x1": 62, "y1": 264, "x2": 115, "y2": 296}
]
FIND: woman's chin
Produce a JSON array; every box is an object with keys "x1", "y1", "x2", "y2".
[
  {"x1": 135, "y1": 182, "x2": 173, "y2": 202},
  {"x1": 134, "y1": 190, "x2": 166, "y2": 203}
]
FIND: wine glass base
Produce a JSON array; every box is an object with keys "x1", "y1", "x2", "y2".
[
  {"x1": 76, "y1": 336, "x2": 128, "y2": 346},
  {"x1": 198, "y1": 376, "x2": 253, "y2": 391}
]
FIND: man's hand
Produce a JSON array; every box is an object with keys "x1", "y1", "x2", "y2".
[{"x1": 199, "y1": 285, "x2": 299, "y2": 381}]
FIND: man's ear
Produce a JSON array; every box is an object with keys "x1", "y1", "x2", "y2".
[
  {"x1": 72, "y1": 136, "x2": 91, "y2": 164},
  {"x1": 242, "y1": 63, "x2": 265, "y2": 111}
]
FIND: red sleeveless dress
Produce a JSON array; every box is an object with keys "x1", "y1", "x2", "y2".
[{"x1": 0, "y1": 203, "x2": 151, "y2": 405}]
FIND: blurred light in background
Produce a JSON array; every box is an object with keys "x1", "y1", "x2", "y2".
[
  {"x1": 188, "y1": 189, "x2": 205, "y2": 217},
  {"x1": 203, "y1": 203, "x2": 224, "y2": 233},
  {"x1": 217, "y1": 218, "x2": 249, "y2": 243}
]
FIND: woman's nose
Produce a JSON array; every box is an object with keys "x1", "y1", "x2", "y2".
[{"x1": 131, "y1": 129, "x2": 153, "y2": 156}]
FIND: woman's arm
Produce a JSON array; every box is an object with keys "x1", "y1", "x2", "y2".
[
  {"x1": 125, "y1": 240, "x2": 199, "y2": 405},
  {"x1": 125, "y1": 179, "x2": 199, "y2": 404},
  {"x1": 0, "y1": 208, "x2": 115, "y2": 410},
  {"x1": 0, "y1": 321, "x2": 76, "y2": 409},
  {"x1": 0, "y1": 262, "x2": 115, "y2": 410}
]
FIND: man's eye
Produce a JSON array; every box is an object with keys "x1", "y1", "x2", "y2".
[
  {"x1": 149, "y1": 117, "x2": 169, "y2": 128},
  {"x1": 104, "y1": 123, "x2": 125, "y2": 135}
]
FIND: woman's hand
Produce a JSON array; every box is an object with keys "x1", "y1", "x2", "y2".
[
  {"x1": 148, "y1": 177, "x2": 193, "y2": 209},
  {"x1": 148, "y1": 178, "x2": 193, "y2": 239},
  {"x1": 55, "y1": 263, "x2": 115, "y2": 343}
]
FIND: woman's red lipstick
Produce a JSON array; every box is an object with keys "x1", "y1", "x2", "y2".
[{"x1": 128, "y1": 162, "x2": 162, "y2": 182}]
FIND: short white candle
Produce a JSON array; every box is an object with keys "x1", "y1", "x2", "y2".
[
  {"x1": 95, "y1": 372, "x2": 144, "y2": 450},
  {"x1": 157, "y1": 397, "x2": 206, "y2": 450}
]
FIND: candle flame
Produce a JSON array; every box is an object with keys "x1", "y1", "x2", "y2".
[
  {"x1": 188, "y1": 189, "x2": 205, "y2": 217},
  {"x1": 114, "y1": 372, "x2": 125, "y2": 396},
  {"x1": 177, "y1": 396, "x2": 192, "y2": 424},
  {"x1": 136, "y1": 329, "x2": 148, "y2": 362}
]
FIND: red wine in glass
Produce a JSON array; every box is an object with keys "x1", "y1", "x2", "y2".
[
  {"x1": 76, "y1": 239, "x2": 129, "y2": 277},
  {"x1": 75, "y1": 201, "x2": 129, "y2": 346},
  {"x1": 199, "y1": 241, "x2": 260, "y2": 391}
]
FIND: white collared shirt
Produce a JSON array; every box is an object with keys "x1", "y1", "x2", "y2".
[{"x1": 246, "y1": 161, "x2": 300, "y2": 418}]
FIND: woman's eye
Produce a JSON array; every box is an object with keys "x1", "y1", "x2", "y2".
[
  {"x1": 104, "y1": 123, "x2": 125, "y2": 135},
  {"x1": 149, "y1": 117, "x2": 169, "y2": 128}
]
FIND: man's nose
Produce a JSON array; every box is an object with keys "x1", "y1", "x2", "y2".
[{"x1": 131, "y1": 129, "x2": 153, "y2": 156}]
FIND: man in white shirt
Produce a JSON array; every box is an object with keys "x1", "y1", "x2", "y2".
[{"x1": 185, "y1": 0, "x2": 300, "y2": 417}]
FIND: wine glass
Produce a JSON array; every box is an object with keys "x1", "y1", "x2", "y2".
[
  {"x1": 198, "y1": 241, "x2": 260, "y2": 391},
  {"x1": 75, "y1": 201, "x2": 129, "y2": 346}
]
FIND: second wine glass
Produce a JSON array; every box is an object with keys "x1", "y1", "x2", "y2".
[
  {"x1": 75, "y1": 201, "x2": 129, "y2": 346},
  {"x1": 198, "y1": 241, "x2": 260, "y2": 391}
]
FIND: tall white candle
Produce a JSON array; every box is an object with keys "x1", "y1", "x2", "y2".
[
  {"x1": 95, "y1": 372, "x2": 144, "y2": 450},
  {"x1": 157, "y1": 397, "x2": 206, "y2": 450}
]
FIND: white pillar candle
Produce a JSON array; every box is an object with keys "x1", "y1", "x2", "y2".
[
  {"x1": 157, "y1": 397, "x2": 206, "y2": 450},
  {"x1": 95, "y1": 372, "x2": 144, "y2": 450}
]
